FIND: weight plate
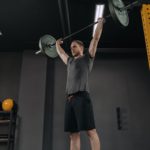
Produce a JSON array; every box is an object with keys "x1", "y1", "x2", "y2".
[
  {"x1": 39, "y1": 34, "x2": 58, "y2": 58},
  {"x1": 108, "y1": 0, "x2": 129, "y2": 27}
]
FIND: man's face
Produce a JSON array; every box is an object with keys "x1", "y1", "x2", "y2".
[{"x1": 70, "y1": 42, "x2": 83, "y2": 56}]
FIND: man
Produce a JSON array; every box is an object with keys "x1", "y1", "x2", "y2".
[{"x1": 56, "y1": 18, "x2": 104, "y2": 150}]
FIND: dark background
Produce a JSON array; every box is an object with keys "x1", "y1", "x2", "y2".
[
  {"x1": 0, "y1": 0, "x2": 146, "y2": 51},
  {"x1": 0, "y1": 0, "x2": 150, "y2": 150}
]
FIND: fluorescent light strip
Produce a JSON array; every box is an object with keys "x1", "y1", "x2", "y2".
[
  {"x1": 93, "y1": 4, "x2": 105, "y2": 36},
  {"x1": 0, "y1": 31, "x2": 2, "y2": 36}
]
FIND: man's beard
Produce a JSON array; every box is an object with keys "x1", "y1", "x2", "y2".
[
  {"x1": 73, "y1": 53, "x2": 78, "y2": 57},
  {"x1": 72, "y1": 51, "x2": 80, "y2": 57}
]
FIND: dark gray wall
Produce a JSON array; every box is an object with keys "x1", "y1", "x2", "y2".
[
  {"x1": 16, "y1": 51, "x2": 47, "y2": 150},
  {"x1": 52, "y1": 48, "x2": 150, "y2": 150},
  {"x1": 52, "y1": 59, "x2": 69, "y2": 150},
  {"x1": 0, "y1": 51, "x2": 53, "y2": 150},
  {"x1": 0, "y1": 52, "x2": 22, "y2": 150},
  {"x1": 0, "y1": 48, "x2": 150, "y2": 150},
  {"x1": 0, "y1": 52, "x2": 22, "y2": 102},
  {"x1": 42, "y1": 58, "x2": 55, "y2": 150}
]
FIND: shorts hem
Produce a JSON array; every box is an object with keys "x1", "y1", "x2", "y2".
[{"x1": 64, "y1": 127, "x2": 96, "y2": 133}]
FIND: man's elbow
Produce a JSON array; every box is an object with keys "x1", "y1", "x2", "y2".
[{"x1": 89, "y1": 51, "x2": 96, "y2": 58}]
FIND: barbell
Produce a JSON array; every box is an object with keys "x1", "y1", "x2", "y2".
[{"x1": 35, "y1": 0, "x2": 147, "y2": 58}]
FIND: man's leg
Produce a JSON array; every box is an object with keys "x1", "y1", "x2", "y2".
[
  {"x1": 70, "y1": 132, "x2": 80, "y2": 150},
  {"x1": 86, "y1": 129, "x2": 100, "y2": 150}
]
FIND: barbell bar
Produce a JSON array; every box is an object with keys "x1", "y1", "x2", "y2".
[
  {"x1": 35, "y1": 0, "x2": 145, "y2": 58},
  {"x1": 35, "y1": 14, "x2": 110, "y2": 56}
]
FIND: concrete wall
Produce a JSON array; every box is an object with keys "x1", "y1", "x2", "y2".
[
  {"x1": 0, "y1": 51, "x2": 48, "y2": 150},
  {"x1": 0, "y1": 52, "x2": 22, "y2": 102},
  {"x1": 0, "y1": 48, "x2": 150, "y2": 150},
  {"x1": 0, "y1": 52, "x2": 22, "y2": 150},
  {"x1": 52, "y1": 48, "x2": 150, "y2": 150},
  {"x1": 16, "y1": 51, "x2": 47, "y2": 150}
]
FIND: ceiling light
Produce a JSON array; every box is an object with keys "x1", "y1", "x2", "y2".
[{"x1": 93, "y1": 4, "x2": 105, "y2": 36}]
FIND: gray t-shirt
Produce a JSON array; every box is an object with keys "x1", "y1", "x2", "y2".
[{"x1": 66, "y1": 52, "x2": 94, "y2": 95}]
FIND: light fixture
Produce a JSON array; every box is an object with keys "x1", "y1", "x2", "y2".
[
  {"x1": 93, "y1": 4, "x2": 105, "y2": 36},
  {"x1": 0, "y1": 31, "x2": 2, "y2": 36}
]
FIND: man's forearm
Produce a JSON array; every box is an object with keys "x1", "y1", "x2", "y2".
[
  {"x1": 93, "y1": 20, "x2": 104, "y2": 40},
  {"x1": 88, "y1": 19, "x2": 104, "y2": 57},
  {"x1": 56, "y1": 43, "x2": 66, "y2": 55}
]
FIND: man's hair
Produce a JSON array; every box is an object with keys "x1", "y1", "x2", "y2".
[{"x1": 72, "y1": 40, "x2": 84, "y2": 48}]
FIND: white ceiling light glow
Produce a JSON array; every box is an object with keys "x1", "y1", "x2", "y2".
[{"x1": 93, "y1": 4, "x2": 105, "y2": 36}]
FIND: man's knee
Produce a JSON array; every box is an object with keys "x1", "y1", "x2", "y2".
[
  {"x1": 86, "y1": 129, "x2": 97, "y2": 138},
  {"x1": 70, "y1": 132, "x2": 80, "y2": 140}
]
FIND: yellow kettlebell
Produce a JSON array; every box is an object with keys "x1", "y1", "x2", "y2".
[{"x1": 2, "y1": 98, "x2": 14, "y2": 112}]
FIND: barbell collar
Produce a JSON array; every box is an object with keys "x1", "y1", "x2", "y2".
[{"x1": 35, "y1": 49, "x2": 42, "y2": 55}]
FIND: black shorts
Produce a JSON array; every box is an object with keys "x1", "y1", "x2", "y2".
[{"x1": 64, "y1": 91, "x2": 96, "y2": 133}]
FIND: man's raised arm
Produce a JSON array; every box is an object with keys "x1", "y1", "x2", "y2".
[
  {"x1": 56, "y1": 39, "x2": 69, "y2": 65},
  {"x1": 89, "y1": 18, "x2": 104, "y2": 58}
]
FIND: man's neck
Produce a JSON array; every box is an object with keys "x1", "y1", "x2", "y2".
[{"x1": 74, "y1": 53, "x2": 84, "y2": 59}]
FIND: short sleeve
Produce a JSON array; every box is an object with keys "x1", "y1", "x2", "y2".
[
  {"x1": 85, "y1": 51, "x2": 94, "y2": 71},
  {"x1": 85, "y1": 51, "x2": 95, "y2": 59}
]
